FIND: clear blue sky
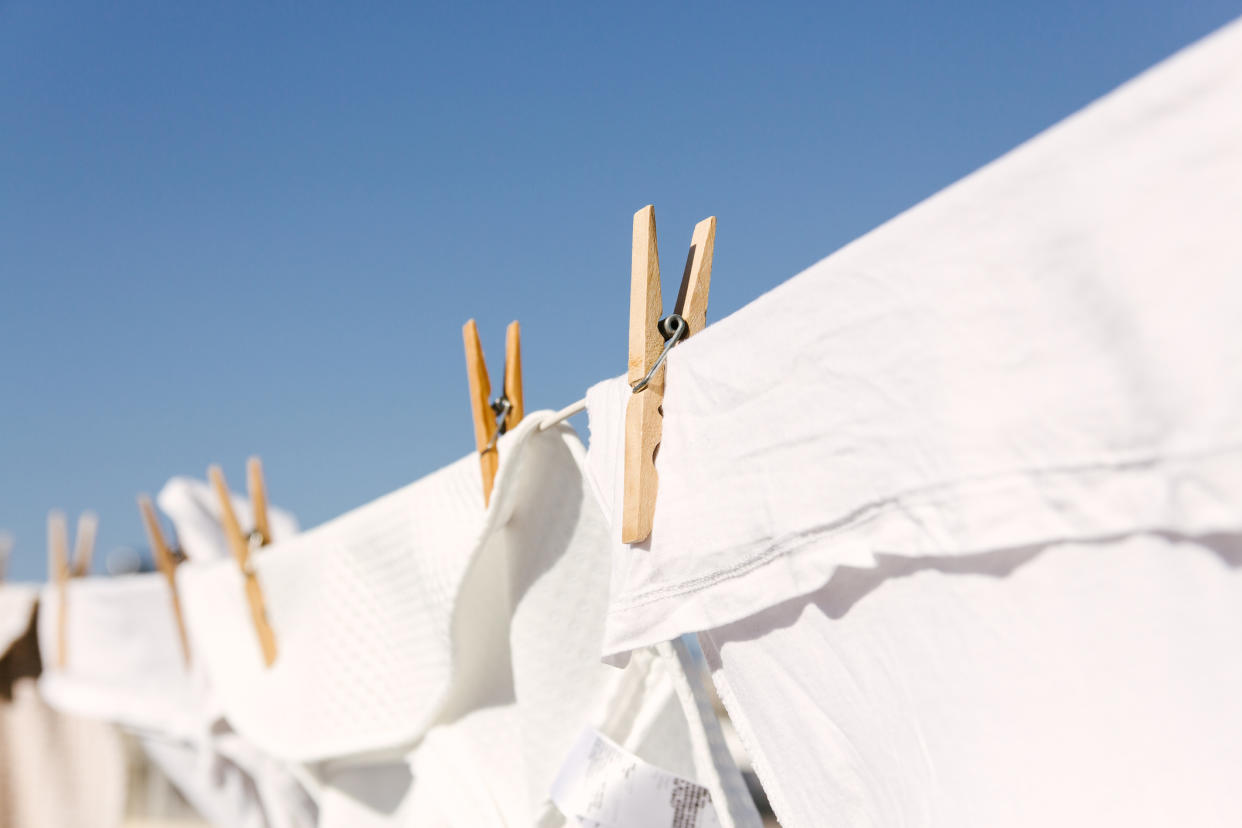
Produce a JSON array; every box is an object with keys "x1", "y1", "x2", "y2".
[{"x1": 2, "y1": 1, "x2": 1238, "y2": 580}]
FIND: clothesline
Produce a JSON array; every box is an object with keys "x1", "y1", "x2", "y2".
[{"x1": 537, "y1": 397, "x2": 587, "y2": 431}]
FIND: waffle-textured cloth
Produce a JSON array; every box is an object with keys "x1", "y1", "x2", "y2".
[
  {"x1": 158, "y1": 476, "x2": 300, "y2": 563},
  {"x1": 175, "y1": 436, "x2": 488, "y2": 762},
  {"x1": 179, "y1": 415, "x2": 755, "y2": 826},
  {"x1": 0, "y1": 586, "x2": 127, "y2": 828},
  {"x1": 36, "y1": 573, "x2": 316, "y2": 828},
  {"x1": 583, "y1": 17, "x2": 1242, "y2": 828}
]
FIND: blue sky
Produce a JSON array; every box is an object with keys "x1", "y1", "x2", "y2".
[{"x1": 2, "y1": 1, "x2": 1238, "y2": 580}]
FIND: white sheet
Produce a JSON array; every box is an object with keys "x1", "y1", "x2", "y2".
[
  {"x1": 587, "y1": 14, "x2": 1242, "y2": 659},
  {"x1": 701, "y1": 533, "x2": 1242, "y2": 827},
  {"x1": 583, "y1": 17, "x2": 1242, "y2": 828}
]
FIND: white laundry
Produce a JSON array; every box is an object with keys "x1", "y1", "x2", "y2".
[
  {"x1": 584, "y1": 16, "x2": 1242, "y2": 828},
  {"x1": 701, "y1": 534, "x2": 1242, "y2": 826},
  {"x1": 35, "y1": 572, "x2": 316, "y2": 828},
  {"x1": 178, "y1": 414, "x2": 756, "y2": 826},
  {"x1": 158, "y1": 475, "x2": 300, "y2": 562},
  {"x1": 141, "y1": 731, "x2": 318, "y2": 828},
  {"x1": 38, "y1": 574, "x2": 195, "y2": 739},
  {"x1": 0, "y1": 584, "x2": 128, "y2": 828},
  {"x1": 587, "y1": 15, "x2": 1242, "y2": 659},
  {"x1": 174, "y1": 444, "x2": 486, "y2": 761}
]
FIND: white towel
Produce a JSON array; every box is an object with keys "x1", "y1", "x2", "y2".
[
  {"x1": 175, "y1": 442, "x2": 487, "y2": 761},
  {"x1": 179, "y1": 414, "x2": 747, "y2": 826}
]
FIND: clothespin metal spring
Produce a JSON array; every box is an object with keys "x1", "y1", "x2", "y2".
[
  {"x1": 630, "y1": 313, "x2": 687, "y2": 394},
  {"x1": 482, "y1": 395, "x2": 514, "y2": 454}
]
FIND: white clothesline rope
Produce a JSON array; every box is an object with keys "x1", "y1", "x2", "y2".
[{"x1": 538, "y1": 398, "x2": 586, "y2": 430}]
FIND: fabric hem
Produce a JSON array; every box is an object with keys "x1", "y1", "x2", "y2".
[{"x1": 604, "y1": 444, "x2": 1242, "y2": 655}]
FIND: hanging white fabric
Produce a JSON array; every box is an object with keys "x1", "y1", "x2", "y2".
[
  {"x1": 175, "y1": 415, "x2": 751, "y2": 826},
  {"x1": 586, "y1": 14, "x2": 1242, "y2": 659},
  {"x1": 583, "y1": 15, "x2": 1242, "y2": 828}
]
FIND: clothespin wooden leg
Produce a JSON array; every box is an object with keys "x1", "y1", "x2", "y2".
[
  {"x1": 0, "y1": 532, "x2": 11, "y2": 582},
  {"x1": 70, "y1": 511, "x2": 97, "y2": 578},
  {"x1": 48, "y1": 511, "x2": 70, "y2": 668},
  {"x1": 209, "y1": 465, "x2": 278, "y2": 666},
  {"x1": 623, "y1": 206, "x2": 666, "y2": 543},
  {"x1": 463, "y1": 319, "x2": 500, "y2": 505},
  {"x1": 247, "y1": 456, "x2": 271, "y2": 547},
  {"x1": 674, "y1": 217, "x2": 716, "y2": 335},
  {"x1": 622, "y1": 206, "x2": 716, "y2": 544},
  {"x1": 464, "y1": 319, "x2": 526, "y2": 506},
  {"x1": 138, "y1": 495, "x2": 191, "y2": 666},
  {"x1": 504, "y1": 321, "x2": 524, "y2": 430}
]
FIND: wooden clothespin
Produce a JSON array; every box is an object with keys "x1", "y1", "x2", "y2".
[
  {"x1": 623, "y1": 206, "x2": 715, "y2": 543},
  {"x1": 0, "y1": 532, "x2": 12, "y2": 582},
  {"x1": 47, "y1": 510, "x2": 98, "y2": 668},
  {"x1": 248, "y1": 457, "x2": 272, "y2": 547},
  {"x1": 137, "y1": 495, "x2": 191, "y2": 665},
  {"x1": 463, "y1": 319, "x2": 525, "y2": 506},
  {"x1": 208, "y1": 457, "x2": 278, "y2": 666},
  {"x1": 70, "y1": 512, "x2": 96, "y2": 578}
]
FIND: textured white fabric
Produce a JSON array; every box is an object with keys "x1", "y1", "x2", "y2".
[
  {"x1": 587, "y1": 15, "x2": 1242, "y2": 658},
  {"x1": 35, "y1": 574, "x2": 316, "y2": 828},
  {"x1": 176, "y1": 437, "x2": 486, "y2": 761},
  {"x1": 178, "y1": 414, "x2": 736, "y2": 826},
  {"x1": 701, "y1": 533, "x2": 1242, "y2": 827},
  {"x1": 158, "y1": 476, "x2": 300, "y2": 563},
  {"x1": 370, "y1": 419, "x2": 748, "y2": 828}
]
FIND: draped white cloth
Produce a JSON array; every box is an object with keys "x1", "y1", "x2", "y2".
[
  {"x1": 177, "y1": 416, "x2": 750, "y2": 826},
  {"x1": 586, "y1": 16, "x2": 1242, "y2": 827}
]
